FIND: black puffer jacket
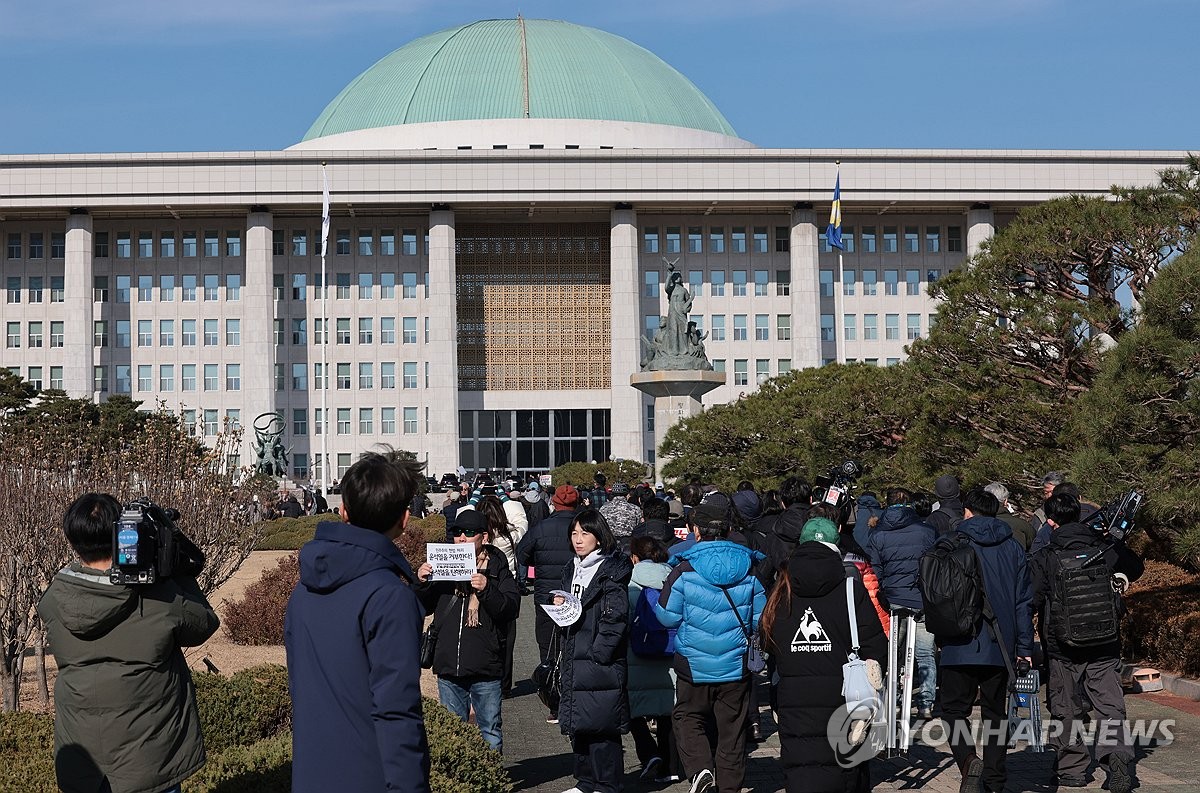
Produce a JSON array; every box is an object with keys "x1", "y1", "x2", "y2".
[
  {"x1": 516, "y1": 509, "x2": 577, "y2": 604},
  {"x1": 557, "y1": 552, "x2": 633, "y2": 737},
  {"x1": 416, "y1": 545, "x2": 520, "y2": 679},
  {"x1": 748, "y1": 503, "x2": 809, "y2": 586},
  {"x1": 768, "y1": 543, "x2": 887, "y2": 793}
]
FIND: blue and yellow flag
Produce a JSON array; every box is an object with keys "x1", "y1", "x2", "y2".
[{"x1": 827, "y1": 167, "x2": 845, "y2": 251}]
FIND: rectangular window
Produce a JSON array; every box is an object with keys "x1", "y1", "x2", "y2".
[
  {"x1": 842, "y1": 226, "x2": 856, "y2": 253},
  {"x1": 402, "y1": 272, "x2": 417, "y2": 298},
  {"x1": 359, "y1": 362, "x2": 373, "y2": 389},
  {"x1": 291, "y1": 231, "x2": 308, "y2": 256},
  {"x1": 47, "y1": 232, "x2": 63, "y2": 258},
  {"x1": 336, "y1": 272, "x2": 351, "y2": 299},
  {"x1": 27, "y1": 232, "x2": 43, "y2": 259},
  {"x1": 50, "y1": 366, "x2": 63, "y2": 390},
  {"x1": 844, "y1": 314, "x2": 857, "y2": 341},
  {"x1": 883, "y1": 226, "x2": 898, "y2": 253},
  {"x1": 50, "y1": 276, "x2": 64, "y2": 302},
  {"x1": 182, "y1": 231, "x2": 197, "y2": 257},
  {"x1": 137, "y1": 365, "x2": 152, "y2": 392},
  {"x1": 732, "y1": 270, "x2": 747, "y2": 296},
  {"x1": 337, "y1": 362, "x2": 351, "y2": 390},
  {"x1": 203, "y1": 409, "x2": 218, "y2": 436},
  {"x1": 226, "y1": 319, "x2": 241, "y2": 346},
  {"x1": 312, "y1": 363, "x2": 326, "y2": 390},
  {"x1": 138, "y1": 232, "x2": 153, "y2": 258},
  {"x1": 947, "y1": 226, "x2": 963, "y2": 253},
  {"x1": 160, "y1": 319, "x2": 174, "y2": 347},
  {"x1": 115, "y1": 320, "x2": 130, "y2": 348},
  {"x1": 380, "y1": 272, "x2": 396, "y2": 299},
  {"x1": 159, "y1": 274, "x2": 175, "y2": 302},
  {"x1": 864, "y1": 314, "x2": 878, "y2": 340},
  {"x1": 841, "y1": 268, "x2": 856, "y2": 296},
  {"x1": 709, "y1": 227, "x2": 725, "y2": 253},
  {"x1": 203, "y1": 364, "x2": 219, "y2": 391},
  {"x1": 28, "y1": 321, "x2": 43, "y2": 348},
  {"x1": 50, "y1": 321, "x2": 64, "y2": 347},
  {"x1": 884, "y1": 269, "x2": 899, "y2": 296},
  {"x1": 688, "y1": 227, "x2": 703, "y2": 253},
  {"x1": 225, "y1": 232, "x2": 240, "y2": 258},
  {"x1": 28, "y1": 276, "x2": 43, "y2": 303},
  {"x1": 158, "y1": 232, "x2": 175, "y2": 258},
  {"x1": 775, "y1": 226, "x2": 789, "y2": 253},
  {"x1": 381, "y1": 362, "x2": 396, "y2": 389},
  {"x1": 403, "y1": 407, "x2": 418, "y2": 434},
  {"x1": 754, "y1": 314, "x2": 769, "y2": 341},
  {"x1": 182, "y1": 319, "x2": 197, "y2": 346},
  {"x1": 643, "y1": 227, "x2": 659, "y2": 254},
  {"x1": 886, "y1": 314, "x2": 900, "y2": 340},
  {"x1": 6, "y1": 233, "x2": 21, "y2": 259},
  {"x1": 904, "y1": 226, "x2": 919, "y2": 253},
  {"x1": 753, "y1": 270, "x2": 769, "y2": 296},
  {"x1": 778, "y1": 359, "x2": 792, "y2": 374},
  {"x1": 863, "y1": 269, "x2": 877, "y2": 296},
  {"x1": 292, "y1": 273, "x2": 306, "y2": 300},
  {"x1": 204, "y1": 231, "x2": 219, "y2": 257},
  {"x1": 905, "y1": 314, "x2": 920, "y2": 340},
  {"x1": 861, "y1": 226, "x2": 877, "y2": 253},
  {"x1": 182, "y1": 364, "x2": 197, "y2": 392},
  {"x1": 226, "y1": 273, "x2": 241, "y2": 300},
  {"x1": 203, "y1": 319, "x2": 218, "y2": 346},
  {"x1": 290, "y1": 408, "x2": 307, "y2": 436},
  {"x1": 182, "y1": 274, "x2": 197, "y2": 302},
  {"x1": 357, "y1": 272, "x2": 373, "y2": 300},
  {"x1": 403, "y1": 362, "x2": 418, "y2": 389},
  {"x1": 116, "y1": 232, "x2": 131, "y2": 258},
  {"x1": 274, "y1": 362, "x2": 285, "y2": 391},
  {"x1": 733, "y1": 359, "x2": 748, "y2": 386},
  {"x1": 731, "y1": 227, "x2": 746, "y2": 253},
  {"x1": 92, "y1": 231, "x2": 110, "y2": 258},
  {"x1": 114, "y1": 366, "x2": 131, "y2": 393},
  {"x1": 115, "y1": 275, "x2": 131, "y2": 303},
  {"x1": 733, "y1": 314, "x2": 747, "y2": 341},
  {"x1": 776, "y1": 269, "x2": 790, "y2": 296},
  {"x1": 777, "y1": 314, "x2": 791, "y2": 341},
  {"x1": 357, "y1": 231, "x2": 374, "y2": 257},
  {"x1": 358, "y1": 408, "x2": 374, "y2": 435},
  {"x1": 380, "y1": 317, "x2": 396, "y2": 344},
  {"x1": 820, "y1": 314, "x2": 834, "y2": 342},
  {"x1": 337, "y1": 408, "x2": 351, "y2": 435},
  {"x1": 665, "y1": 227, "x2": 681, "y2": 254},
  {"x1": 644, "y1": 270, "x2": 659, "y2": 298},
  {"x1": 712, "y1": 359, "x2": 725, "y2": 374},
  {"x1": 710, "y1": 315, "x2": 725, "y2": 341},
  {"x1": 402, "y1": 230, "x2": 418, "y2": 256},
  {"x1": 710, "y1": 270, "x2": 725, "y2": 296},
  {"x1": 292, "y1": 363, "x2": 307, "y2": 390},
  {"x1": 94, "y1": 365, "x2": 108, "y2": 392},
  {"x1": 819, "y1": 269, "x2": 834, "y2": 297},
  {"x1": 380, "y1": 230, "x2": 396, "y2": 256},
  {"x1": 753, "y1": 227, "x2": 768, "y2": 253},
  {"x1": 6, "y1": 276, "x2": 21, "y2": 303},
  {"x1": 358, "y1": 317, "x2": 373, "y2": 344},
  {"x1": 135, "y1": 275, "x2": 151, "y2": 302},
  {"x1": 402, "y1": 317, "x2": 417, "y2": 344},
  {"x1": 688, "y1": 270, "x2": 703, "y2": 297},
  {"x1": 137, "y1": 320, "x2": 152, "y2": 347},
  {"x1": 336, "y1": 317, "x2": 351, "y2": 345},
  {"x1": 926, "y1": 227, "x2": 941, "y2": 253},
  {"x1": 224, "y1": 364, "x2": 241, "y2": 391},
  {"x1": 756, "y1": 359, "x2": 770, "y2": 383}
]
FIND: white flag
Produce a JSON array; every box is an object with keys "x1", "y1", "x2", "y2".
[{"x1": 320, "y1": 165, "x2": 331, "y2": 258}]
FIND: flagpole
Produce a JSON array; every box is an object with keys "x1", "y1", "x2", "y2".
[
  {"x1": 319, "y1": 163, "x2": 330, "y2": 497},
  {"x1": 831, "y1": 161, "x2": 845, "y2": 364}
]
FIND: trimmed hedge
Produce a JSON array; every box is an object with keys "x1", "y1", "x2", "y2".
[
  {"x1": 1121, "y1": 559, "x2": 1200, "y2": 677},
  {"x1": 223, "y1": 555, "x2": 300, "y2": 645},
  {"x1": 5, "y1": 664, "x2": 511, "y2": 793},
  {"x1": 254, "y1": 514, "x2": 447, "y2": 554}
]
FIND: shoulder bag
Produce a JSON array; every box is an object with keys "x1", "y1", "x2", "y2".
[{"x1": 720, "y1": 585, "x2": 767, "y2": 674}]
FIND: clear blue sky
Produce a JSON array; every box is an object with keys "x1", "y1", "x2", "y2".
[{"x1": 0, "y1": 0, "x2": 1195, "y2": 154}]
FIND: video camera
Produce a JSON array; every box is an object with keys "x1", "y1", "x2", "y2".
[
  {"x1": 111, "y1": 498, "x2": 205, "y2": 585},
  {"x1": 1087, "y1": 489, "x2": 1144, "y2": 543},
  {"x1": 813, "y1": 459, "x2": 864, "y2": 513}
]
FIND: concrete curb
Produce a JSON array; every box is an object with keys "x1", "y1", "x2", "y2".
[{"x1": 1160, "y1": 671, "x2": 1200, "y2": 701}]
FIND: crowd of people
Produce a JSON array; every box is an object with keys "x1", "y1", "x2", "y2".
[{"x1": 38, "y1": 453, "x2": 1146, "y2": 793}]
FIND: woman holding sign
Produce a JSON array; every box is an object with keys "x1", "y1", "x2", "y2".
[
  {"x1": 415, "y1": 509, "x2": 520, "y2": 754},
  {"x1": 552, "y1": 509, "x2": 633, "y2": 793}
]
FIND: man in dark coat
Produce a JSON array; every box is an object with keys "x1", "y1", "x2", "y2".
[
  {"x1": 937, "y1": 487, "x2": 1034, "y2": 793},
  {"x1": 416, "y1": 509, "x2": 520, "y2": 753},
  {"x1": 285, "y1": 453, "x2": 430, "y2": 793},
  {"x1": 523, "y1": 481, "x2": 550, "y2": 528},
  {"x1": 865, "y1": 487, "x2": 938, "y2": 718},
  {"x1": 747, "y1": 476, "x2": 811, "y2": 587},
  {"x1": 632, "y1": 496, "x2": 677, "y2": 547},
  {"x1": 927, "y1": 474, "x2": 964, "y2": 535},
  {"x1": 515, "y1": 485, "x2": 579, "y2": 720},
  {"x1": 1029, "y1": 493, "x2": 1143, "y2": 792}
]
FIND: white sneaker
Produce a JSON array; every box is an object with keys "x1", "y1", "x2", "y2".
[{"x1": 690, "y1": 768, "x2": 716, "y2": 793}]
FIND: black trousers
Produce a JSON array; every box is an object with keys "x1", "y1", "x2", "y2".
[
  {"x1": 502, "y1": 619, "x2": 516, "y2": 695},
  {"x1": 572, "y1": 733, "x2": 624, "y2": 793},
  {"x1": 940, "y1": 664, "x2": 1010, "y2": 792},
  {"x1": 534, "y1": 604, "x2": 555, "y2": 663},
  {"x1": 629, "y1": 716, "x2": 683, "y2": 777},
  {"x1": 673, "y1": 676, "x2": 750, "y2": 793}
]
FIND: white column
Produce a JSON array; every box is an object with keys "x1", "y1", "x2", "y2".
[
  {"x1": 609, "y1": 207, "x2": 643, "y2": 463},
  {"x1": 789, "y1": 206, "x2": 821, "y2": 370},
  {"x1": 244, "y1": 212, "x2": 276, "y2": 445},
  {"x1": 426, "y1": 208, "x2": 459, "y2": 477},
  {"x1": 64, "y1": 211, "x2": 94, "y2": 399},
  {"x1": 967, "y1": 203, "x2": 995, "y2": 257}
]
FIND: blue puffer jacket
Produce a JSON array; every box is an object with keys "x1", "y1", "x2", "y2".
[
  {"x1": 938, "y1": 516, "x2": 1035, "y2": 668},
  {"x1": 866, "y1": 505, "x2": 937, "y2": 611},
  {"x1": 654, "y1": 540, "x2": 766, "y2": 684}
]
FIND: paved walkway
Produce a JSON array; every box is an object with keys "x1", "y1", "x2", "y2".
[{"x1": 502, "y1": 601, "x2": 1200, "y2": 792}]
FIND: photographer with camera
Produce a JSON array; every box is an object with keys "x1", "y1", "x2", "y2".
[
  {"x1": 38, "y1": 493, "x2": 218, "y2": 793},
  {"x1": 1029, "y1": 491, "x2": 1144, "y2": 792}
]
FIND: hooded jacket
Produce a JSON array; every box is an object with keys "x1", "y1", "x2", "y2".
[
  {"x1": 731, "y1": 489, "x2": 764, "y2": 531},
  {"x1": 416, "y1": 543, "x2": 520, "y2": 679},
  {"x1": 928, "y1": 495, "x2": 965, "y2": 536},
  {"x1": 38, "y1": 565, "x2": 218, "y2": 793},
  {"x1": 767, "y1": 543, "x2": 887, "y2": 792},
  {"x1": 937, "y1": 516, "x2": 1035, "y2": 668},
  {"x1": 557, "y1": 552, "x2": 633, "y2": 736},
  {"x1": 866, "y1": 505, "x2": 937, "y2": 611},
  {"x1": 654, "y1": 540, "x2": 767, "y2": 684},
  {"x1": 749, "y1": 503, "x2": 810, "y2": 585},
  {"x1": 516, "y1": 508, "x2": 577, "y2": 604},
  {"x1": 284, "y1": 521, "x2": 430, "y2": 793},
  {"x1": 626, "y1": 560, "x2": 677, "y2": 717},
  {"x1": 851, "y1": 493, "x2": 884, "y2": 554}
]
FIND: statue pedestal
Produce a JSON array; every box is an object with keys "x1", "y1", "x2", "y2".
[{"x1": 630, "y1": 370, "x2": 725, "y2": 483}]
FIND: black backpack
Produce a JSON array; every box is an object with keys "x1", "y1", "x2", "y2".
[
  {"x1": 918, "y1": 532, "x2": 984, "y2": 639},
  {"x1": 1049, "y1": 546, "x2": 1121, "y2": 648}
]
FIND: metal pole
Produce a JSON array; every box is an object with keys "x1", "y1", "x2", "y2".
[{"x1": 320, "y1": 163, "x2": 329, "y2": 497}]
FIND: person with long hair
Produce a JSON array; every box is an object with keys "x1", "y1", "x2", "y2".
[
  {"x1": 553, "y1": 509, "x2": 633, "y2": 793},
  {"x1": 760, "y1": 518, "x2": 887, "y2": 793},
  {"x1": 477, "y1": 495, "x2": 526, "y2": 696}
]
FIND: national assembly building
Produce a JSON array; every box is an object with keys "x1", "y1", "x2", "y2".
[{"x1": 0, "y1": 18, "x2": 1186, "y2": 482}]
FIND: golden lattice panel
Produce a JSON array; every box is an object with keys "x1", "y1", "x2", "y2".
[{"x1": 456, "y1": 223, "x2": 611, "y2": 391}]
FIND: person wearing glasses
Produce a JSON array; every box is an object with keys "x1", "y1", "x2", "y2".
[{"x1": 416, "y1": 509, "x2": 520, "y2": 753}]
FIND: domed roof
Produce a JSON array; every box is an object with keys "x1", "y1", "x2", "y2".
[{"x1": 301, "y1": 18, "x2": 738, "y2": 142}]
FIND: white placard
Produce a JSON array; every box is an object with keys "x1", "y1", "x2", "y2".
[
  {"x1": 425, "y1": 543, "x2": 477, "y2": 581},
  {"x1": 540, "y1": 589, "x2": 583, "y2": 627}
]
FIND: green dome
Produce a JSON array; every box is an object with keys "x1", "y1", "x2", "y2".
[{"x1": 302, "y1": 18, "x2": 737, "y2": 141}]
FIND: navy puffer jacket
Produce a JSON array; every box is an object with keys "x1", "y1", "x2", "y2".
[
  {"x1": 557, "y1": 552, "x2": 633, "y2": 737},
  {"x1": 866, "y1": 506, "x2": 937, "y2": 611}
]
